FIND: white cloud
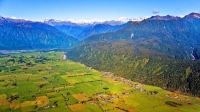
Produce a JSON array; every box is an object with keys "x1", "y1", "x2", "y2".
[
  {"x1": 5, "y1": 16, "x2": 31, "y2": 21},
  {"x1": 7, "y1": 16, "x2": 25, "y2": 20},
  {"x1": 179, "y1": 15, "x2": 185, "y2": 18},
  {"x1": 153, "y1": 9, "x2": 159, "y2": 14},
  {"x1": 9, "y1": 16, "x2": 17, "y2": 19}
]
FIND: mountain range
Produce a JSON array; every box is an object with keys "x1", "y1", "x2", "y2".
[
  {"x1": 44, "y1": 19, "x2": 129, "y2": 40},
  {"x1": 1, "y1": 12, "x2": 200, "y2": 50},
  {"x1": 1, "y1": 13, "x2": 200, "y2": 59},
  {"x1": 79, "y1": 12, "x2": 200, "y2": 60},
  {"x1": 0, "y1": 17, "x2": 130, "y2": 50},
  {"x1": 0, "y1": 16, "x2": 78, "y2": 50}
]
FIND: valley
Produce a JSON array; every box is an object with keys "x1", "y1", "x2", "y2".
[{"x1": 0, "y1": 52, "x2": 200, "y2": 112}]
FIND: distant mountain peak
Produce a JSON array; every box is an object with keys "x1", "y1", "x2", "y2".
[
  {"x1": 148, "y1": 15, "x2": 181, "y2": 20},
  {"x1": 44, "y1": 19, "x2": 77, "y2": 26},
  {"x1": 184, "y1": 12, "x2": 200, "y2": 19},
  {"x1": 102, "y1": 20, "x2": 127, "y2": 26},
  {"x1": 0, "y1": 16, "x2": 6, "y2": 21},
  {"x1": 118, "y1": 17, "x2": 145, "y2": 22},
  {"x1": 44, "y1": 19, "x2": 56, "y2": 23}
]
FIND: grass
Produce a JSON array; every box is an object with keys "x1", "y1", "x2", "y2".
[
  {"x1": 0, "y1": 51, "x2": 200, "y2": 112},
  {"x1": 0, "y1": 94, "x2": 6, "y2": 100}
]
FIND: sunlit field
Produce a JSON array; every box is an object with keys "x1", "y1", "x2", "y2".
[{"x1": 0, "y1": 52, "x2": 200, "y2": 112}]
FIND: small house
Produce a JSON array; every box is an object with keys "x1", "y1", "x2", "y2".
[{"x1": 62, "y1": 54, "x2": 67, "y2": 60}]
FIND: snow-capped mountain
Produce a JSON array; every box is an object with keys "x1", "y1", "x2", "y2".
[
  {"x1": 44, "y1": 19, "x2": 130, "y2": 40},
  {"x1": 184, "y1": 12, "x2": 200, "y2": 19}
]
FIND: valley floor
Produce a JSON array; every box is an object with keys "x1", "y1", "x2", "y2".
[{"x1": 0, "y1": 52, "x2": 200, "y2": 112}]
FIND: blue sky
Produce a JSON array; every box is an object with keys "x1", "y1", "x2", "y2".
[{"x1": 0, "y1": 0, "x2": 200, "y2": 21}]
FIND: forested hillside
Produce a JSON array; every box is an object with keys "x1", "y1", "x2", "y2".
[
  {"x1": 68, "y1": 13, "x2": 200, "y2": 97},
  {"x1": 68, "y1": 44, "x2": 200, "y2": 97}
]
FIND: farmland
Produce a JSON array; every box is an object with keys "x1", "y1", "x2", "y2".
[{"x1": 0, "y1": 52, "x2": 200, "y2": 112}]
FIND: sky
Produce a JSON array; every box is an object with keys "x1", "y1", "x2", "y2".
[{"x1": 0, "y1": 0, "x2": 200, "y2": 22}]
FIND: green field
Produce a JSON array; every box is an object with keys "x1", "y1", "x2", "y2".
[{"x1": 0, "y1": 52, "x2": 200, "y2": 112}]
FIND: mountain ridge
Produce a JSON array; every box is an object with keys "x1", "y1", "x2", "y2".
[
  {"x1": 81, "y1": 13, "x2": 200, "y2": 60},
  {"x1": 0, "y1": 17, "x2": 78, "y2": 50}
]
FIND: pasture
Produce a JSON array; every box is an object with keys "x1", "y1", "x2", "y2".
[{"x1": 0, "y1": 52, "x2": 200, "y2": 112}]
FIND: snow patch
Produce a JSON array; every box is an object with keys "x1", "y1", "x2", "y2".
[
  {"x1": 131, "y1": 33, "x2": 134, "y2": 38},
  {"x1": 190, "y1": 47, "x2": 195, "y2": 60},
  {"x1": 191, "y1": 51, "x2": 195, "y2": 60}
]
